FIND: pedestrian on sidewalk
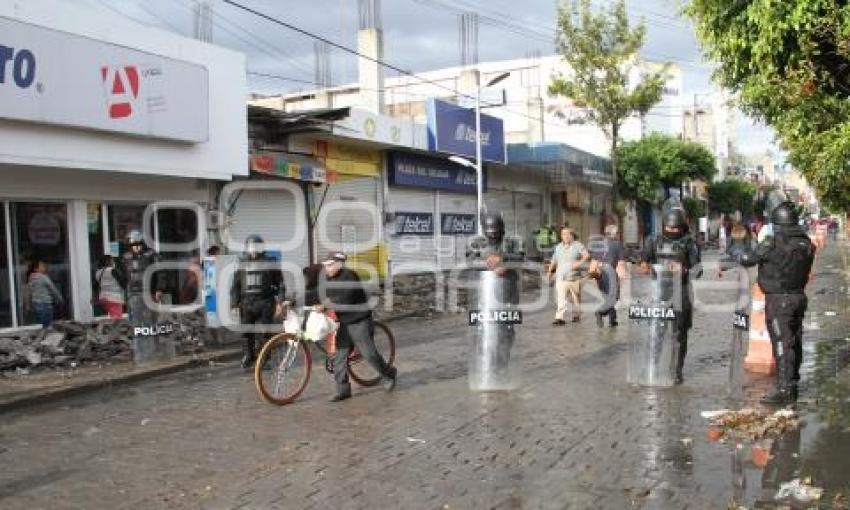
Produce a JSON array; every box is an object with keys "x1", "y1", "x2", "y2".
[
  {"x1": 548, "y1": 226, "x2": 590, "y2": 325},
  {"x1": 738, "y1": 193, "x2": 815, "y2": 405},
  {"x1": 26, "y1": 260, "x2": 64, "y2": 328},
  {"x1": 94, "y1": 255, "x2": 125, "y2": 319},
  {"x1": 317, "y1": 251, "x2": 396, "y2": 402},
  {"x1": 589, "y1": 224, "x2": 624, "y2": 328}
]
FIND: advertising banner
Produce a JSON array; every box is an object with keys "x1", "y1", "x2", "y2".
[
  {"x1": 440, "y1": 213, "x2": 476, "y2": 235},
  {"x1": 394, "y1": 212, "x2": 434, "y2": 236},
  {"x1": 387, "y1": 151, "x2": 485, "y2": 193},
  {"x1": 0, "y1": 17, "x2": 209, "y2": 143},
  {"x1": 426, "y1": 98, "x2": 505, "y2": 163}
]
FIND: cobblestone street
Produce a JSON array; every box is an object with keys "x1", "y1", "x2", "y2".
[{"x1": 2, "y1": 243, "x2": 850, "y2": 509}]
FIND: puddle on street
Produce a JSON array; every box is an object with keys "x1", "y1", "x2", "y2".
[{"x1": 718, "y1": 337, "x2": 850, "y2": 508}]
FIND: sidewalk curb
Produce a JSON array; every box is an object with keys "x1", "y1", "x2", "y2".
[
  {"x1": 1, "y1": 311, "x2": 429, "y2": 413},
  {"x1": 0, "y1": 348, "x2": 241, "y2": 414}
]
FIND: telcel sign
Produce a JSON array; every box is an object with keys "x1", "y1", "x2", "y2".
[
  {"x1": 0, "y1": 17, "x2": 209, "y2": 143},
  {"x1": 426, "y1": 98, "x2": 506, "y2": 164}
]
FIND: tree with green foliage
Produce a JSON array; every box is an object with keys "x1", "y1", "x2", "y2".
[
  {"x1": 549, "y1": 0, "x2": 665, "y2": 203},
  {"x1": 616, "y1": 133, "x2": 716, "y2": 203},
  {"x1": 686, "y1": 0, "x2": 850, "y2": 211},
  {"x1": 707, "y1": 179, "x2": 757, "y2": 217}
]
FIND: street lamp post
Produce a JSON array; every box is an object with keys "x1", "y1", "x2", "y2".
[{"x1": 449, "y1": 71, "x2": 511, "y2": 236}]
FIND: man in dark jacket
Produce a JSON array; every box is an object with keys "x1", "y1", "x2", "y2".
[
  {"x1": 316, "y1": 251, "x2": 396, "y2": 402},
  {"x1": 738, "y1": 196, "x2": 815, "y2": 405},
  {"x1": 231, "y1": 235, "x2": 285, "y2": 368},
  {"x1": 640, "y1": 206, "x2": 702, "y2": 384}
]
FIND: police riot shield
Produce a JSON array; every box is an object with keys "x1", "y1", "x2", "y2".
[
  {"x1": 726, "y1": 264, "x2": 752, "y2": 395},
  {"x1": 129, "y1": 294, "x2": 175, "y2": 363},
  {"x1": 627, "y1": 264, "x2": 680, "y2": 387},
  {"x1": 467, "y1": 269, "x2": 522, "y2": 391}
]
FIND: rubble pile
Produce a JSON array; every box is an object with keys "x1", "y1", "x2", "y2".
[
  {"x1": 703, "y1": 408, "x2": 800, "y2": 442},
  {"x1": 0, "y1": 310, "x2": 208, "y2": 371}
]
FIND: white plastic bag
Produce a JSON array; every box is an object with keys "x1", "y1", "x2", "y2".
[
  {"x1": 282, "y1": 309, "x2": 301, "y2": 335},
  {"x1": 304, "y1": 311, "x2": 338, "y2": 342}
]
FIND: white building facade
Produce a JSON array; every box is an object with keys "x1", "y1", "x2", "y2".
[{"x1": 0, "y1": 0, "x2": 247, "y2": 328}]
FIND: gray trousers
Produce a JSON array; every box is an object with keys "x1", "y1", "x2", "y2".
[{"x1": 333, "y1": 317, "x2": 392, "y2": 393}]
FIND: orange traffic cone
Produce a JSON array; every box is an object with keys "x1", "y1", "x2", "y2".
[{"x1": 744, "y1": 283, "x2": 776, "y2": 374}]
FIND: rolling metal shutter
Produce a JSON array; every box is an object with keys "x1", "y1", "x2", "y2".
[
  {"x1": 437, "y1": 191, "x2": 477, "y2": 270},
  {"x1": 486, "y1": 190, "x2": 516, "y2": 236},
  {"x1": 514, "y1": 192, "x2": 543, "y2": 257},
  {"x1": 313, "y1": 175, "x2": 381, "y2": 275},
  {"x1": 228, "y1": 187, "x2": 310, "y2": 287},
  {"x1": 387, "y1": 187, "x2": 436, "y2": 275}
]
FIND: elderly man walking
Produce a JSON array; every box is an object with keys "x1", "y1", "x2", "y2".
[{"x1": 548, "y1": 227, "x2": 590, "y2": 325}]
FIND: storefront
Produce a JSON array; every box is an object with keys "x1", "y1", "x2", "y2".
[
  {"x1": 386, "y1": 151, "x2": 483, "y2": 274},
  {"x1": 0, "y1": 1, "x2": 247, "y2": 327}
]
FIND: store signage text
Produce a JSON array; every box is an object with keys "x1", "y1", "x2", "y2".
[
  {"x1": 394, "y1": 212, "x2": 433, "y2": 236},
  {"x1": 387, "y1": 152, "x2": 484, "y2": 193},
  {"x1": 0, "y1": 44, "x2": 36, "y2": 88},
  {"x1": 0, "y1": 18, "x2": 209, "y2": 143},
  {"x1": 441, "y1": 213, "x2": 476, "y2": 235},
  {"x1": 426, "y1": 98, "x2": 505, "y2": 163}
]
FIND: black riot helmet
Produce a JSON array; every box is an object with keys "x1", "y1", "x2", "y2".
[
  {"x1": 770, "y1": 202, "x2": 799, "y2": 226},
  {"x1": 662, "y1": 208, "x2": 688, "y2": 239},
  {"x1": 244, "y1": 234, "x2": 265, "y2": 258},
  {"x1": 126, "y1": 229, "x2": 144, "y2": 247},
  {"x1": 482, "y1": 214, "x2": 505, "y2": 245}
]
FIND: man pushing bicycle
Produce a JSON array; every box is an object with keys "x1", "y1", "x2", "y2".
[{"x1": 314, "y1": 252, "x2": 397, "y2": 402}]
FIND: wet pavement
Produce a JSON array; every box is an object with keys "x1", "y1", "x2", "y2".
[{"x1": 1, "y1": 242, "x2": 850, "y2": 509}]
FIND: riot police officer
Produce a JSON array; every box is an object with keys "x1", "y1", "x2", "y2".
[
  {"x1": 640, "y1": 206, "x2": 701, "y2": 384},
  {"x1": 230, "y1": 235, "x2": 285, "y2": 368},
  {"x1": 738, "y1": 195, "x2": 814, "y2": 405},
  {"x1": 466, "y1": 214, "x2": 523, "y2": 383},
  {"x1": 113, "y1": 230, "x2": 169, "y2": 362}
]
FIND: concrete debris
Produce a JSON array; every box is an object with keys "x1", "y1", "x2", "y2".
[
  {"x1": 775, "y1": 478, "x2": 824, "y2": 504},
  {"x1": 0, "y1": 310, "x2": 215, "y2": 372}
]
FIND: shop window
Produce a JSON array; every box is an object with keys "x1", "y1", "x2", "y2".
[
  {"x1": 88, "y1": 203, "x2": 201, "y2": 310},
  {"x1": 11, "y1": 203, "x2": 71, "y2": 326},
  {"x1": 0, "y1": 205, "x2": 11, "y2": 328}
]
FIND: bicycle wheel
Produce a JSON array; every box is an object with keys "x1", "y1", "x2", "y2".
[
  {"x1": 348, "y1": 321, "x2": 396, "y2": 387},
  {"x1": 254, "y1": 333, "x2": 311, "y2": 405}
]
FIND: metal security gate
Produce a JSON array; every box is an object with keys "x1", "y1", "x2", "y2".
[
  {"x1": 514, "y1": 192, "x2": 543, "y2": 257},
  {"x1": 228, "y1": 187, "x2": 310, "y2": 284},
  {"x1": 437, "y1": 191, "x2": 476, "y2": 270},
  {"x1": 313, "y1": 175, "x2": 381, "y2": 275},
  {"x1": 387, "y1": 187, "x2": 436, "y2": 275}
]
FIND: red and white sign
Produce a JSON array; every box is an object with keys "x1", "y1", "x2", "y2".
[{"x1": 0, "y1": 17, "x2": 209, "y2": 143}]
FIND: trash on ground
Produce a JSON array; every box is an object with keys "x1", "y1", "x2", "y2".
[
  {"x1": 700, "y1": 409, "x2": 730, "y2": 419},
  {"x1": 702, "y1": 408, "x2": 799, "y2": 442},
  {"x1": 775, "y1": 478, "x2": 824, "y2": 504},
  {"x1": 825, "y1": 311, "x2": 838, "y2": 316},
  {"x1": 406, "y1": 436, "x2": 426, "y2": 444},
  {"x1": 140, "y1": 418, "x2": 152, "y2": 426},
  {"x1": 680, "y1": 437, "x2": 693, "y2": 448}
]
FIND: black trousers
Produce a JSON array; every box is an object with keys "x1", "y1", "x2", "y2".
[
  {"x1": 596, "y1": 266, "x2": 620, "y2": 320},
  {"x1": 765, "y1": 293, "x2": 807, "y2": 387},
  {"x1": 333, "y1": 316, "x2": 393, "y2": 393},
  {"x1": 240, "y1": 297, "x2": 275, "y2": 357}
]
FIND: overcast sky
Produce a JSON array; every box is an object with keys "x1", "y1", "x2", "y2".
[{"x1": 82, "y1": 0, "x2": 777, "y2": 155}]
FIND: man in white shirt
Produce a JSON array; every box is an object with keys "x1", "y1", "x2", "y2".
[{"x1": 548, "y1": 227, "x2": 590, "y2": 324}]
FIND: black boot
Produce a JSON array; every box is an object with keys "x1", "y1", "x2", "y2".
[
  {"x1": 761, "y1": 355, "x2": 790, "y2": 405},
  {"x1": 609, "y1": 310, "x2": 618, "y2": 327},
  {"x1": 240, "y1": 337, "x2": 256, "y2": 369},
  {"x1": 330, "y1": 383, "x2": 352, "y2": 402},
  {"x1": 674, "y1": 335, "x2": 687, "y2": 384}
]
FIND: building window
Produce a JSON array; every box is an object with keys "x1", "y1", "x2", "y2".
[
  {"x1": 0, "y1": 204, "x2": 11, "y2": 328},
  {"x1": 11, "y1": 202, "x2": 71, "y2": 326}
]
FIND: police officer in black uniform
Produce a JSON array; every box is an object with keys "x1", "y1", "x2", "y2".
[
  {"x1": 466, "y1": 214, "x2": 523, "y2": 375},
  {"x1": 738, "y1": 198, "x2": 814, "y2": 404},
  {"x1": 641, "y1": 206, "x2": 701, "y2": 384},
  {"x1": 113, "y1": 230, "x2": 169, "y2": 361},
  {"x1": 231, "y1": 235, "x2": 285, "y2": 368}
]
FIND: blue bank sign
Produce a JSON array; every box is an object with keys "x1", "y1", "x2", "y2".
[
  {"x1": 388, "y1": 151, "x2": 486, "y2": 194},
  {"x1": 426, "y1": 98, "x2": 505, "y2": 163}
]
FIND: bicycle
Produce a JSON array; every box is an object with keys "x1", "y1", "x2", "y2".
[{"x1": 254, "y1": 306, "x2": 396, "y2": 405}]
